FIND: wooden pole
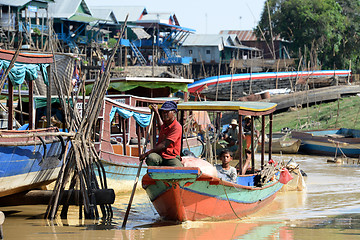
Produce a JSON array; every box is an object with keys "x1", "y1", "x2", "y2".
[
  {"x1": 28, "y1": 80, "x2": 34, "y2": 129},
  {"x1": 251, "y1": 116, "x2": 255, "y2": 174},
  {"x1": 238, "y1": 114, "x2": 243, "y2": 174},
  {"x1": 122, "y1": 113, "x2": 154, "y2": 228},
  {"x1": 269, "y1": 113, "x2": 273, "y2": 161},
  {"x1": 7, "y1": 80, "x2": 13, "y2": 130},
  {"x1": 261, "y1": 115, "x2": 265, "y2": 169}
]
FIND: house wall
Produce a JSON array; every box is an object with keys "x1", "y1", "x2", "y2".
[
  {"x1": 179, "y1": 46, "x2": 220, "y2": 64},
  {"x1": 240, "y1": 40, "x2": 289, "y2": 59}
]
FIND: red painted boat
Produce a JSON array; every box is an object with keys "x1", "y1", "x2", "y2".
[
  {"x1": 142, "y1": 165, "x2": 284, "y2": 221},
  {"x1": 142, "y1": 101, "x2": 290, "y2": 221}
]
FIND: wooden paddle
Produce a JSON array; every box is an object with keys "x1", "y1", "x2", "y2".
[{"x1": 122, "y1": 112, "x2": 154, "y2": 228}]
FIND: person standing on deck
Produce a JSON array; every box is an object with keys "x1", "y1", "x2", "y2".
[{"x1": 139, "y1": 101, "x2": 183, "y2": 167}]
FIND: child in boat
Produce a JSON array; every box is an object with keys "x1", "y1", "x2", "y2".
[{"x1": 215, "y1": 149, "x2": 237, "y2": 183}]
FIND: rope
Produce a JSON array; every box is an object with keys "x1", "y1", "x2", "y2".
[{"x1": 220, "y1": 179, "x2": 242, "y2": 220}]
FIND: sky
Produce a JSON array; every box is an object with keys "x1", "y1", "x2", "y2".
[{"x1": 85, "y1": 0, "x2": 267, "y2": 34}]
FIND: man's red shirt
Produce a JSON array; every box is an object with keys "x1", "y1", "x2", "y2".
[{"x1": 157, "y1": 119, "x2": 182, "y2": 159}]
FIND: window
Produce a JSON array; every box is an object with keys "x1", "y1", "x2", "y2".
[
  {"x1": 206, "y1": 50, "x2": 211, "y2": 54},
  {"x1": 189, "y1": 50, "x2": 193, "y2": 55}
]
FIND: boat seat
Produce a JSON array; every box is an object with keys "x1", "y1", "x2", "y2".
[{"x1": 326, "y1": 134, "x2": 347, "y2": 138}]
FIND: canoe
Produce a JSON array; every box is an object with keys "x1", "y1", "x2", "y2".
[
  {"x1": 291, "y1": 128, "x2": 360, "y2": 158},
  {"x1": 264, "y1": 133, "x2": 301, "y2": 154}
]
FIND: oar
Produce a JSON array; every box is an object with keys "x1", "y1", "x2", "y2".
[{"x1": 122, "y1": 112, "x2": 154, "y2": 228}]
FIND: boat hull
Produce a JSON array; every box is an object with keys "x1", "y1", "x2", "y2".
[
  {"x1": 142, "y1": 167, "x2": 283, "y2": 221},
  {"x1": 291, "y1": 128, "x2": 360, "y2": 157},
  {"x1": 100, "y1": 151, "x2": 147, "y2": 193},
  {"x1": 0, "y1": 137, "x2": 64, "y2": 198},
  {"x1": 264, "y1": 139, "x2": 301, "y2": 154}
]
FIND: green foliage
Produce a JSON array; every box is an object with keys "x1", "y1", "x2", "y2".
[
  {"x1": 33, "y1": 28, "x2": 41, "y2": 36},
  {"x1": 256, "y1": 0, "x2": 360, "y2": 73},
  {"x1": 263, "y1": 96, "x2": 360, "y2": 132},
  {"x1": 107, "y1": 38, "x2": 117, "y2": 49}
]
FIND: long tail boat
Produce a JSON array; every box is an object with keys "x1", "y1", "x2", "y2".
[
  {"x1": 0, "y1": 49, "x2": 70, "y2": 198},
  {"x1": 142, "y1": 101, "x2": 292, "y2": 221}
]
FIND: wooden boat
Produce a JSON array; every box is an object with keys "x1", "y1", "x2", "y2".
[
  {"x1": 0, "y1": 127, "x2": 67, "y2": 197},
  {"x1": 188, "y1": 70, "x2": 351, "y2": 100},
  {"x1": 87, "y1": 97, "x2": 205, "y2": 193},
  {"x1": 264, "y1": 133, "x2": 301, "y2": 154},
  {"x1": 291, "y1": 128, "x2": 360, "y2": 158},
  {"x1": 0, "y1": 49, "x2": 70, "y2": 198},
  {"x1": 142, "y1": 101, "x2": 292, "y2": 221}
]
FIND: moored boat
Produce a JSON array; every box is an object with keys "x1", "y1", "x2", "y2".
[
  {"x1": 264, "y1": 133, "x2": 301, "y2": 154},
  {"x1": 0, "y1": 49, "x2": 71, "y2": 198},
  {"x1": 88, "y1": 97, "x2": 205, "y2": 193},
  {"x1": 291, "y1": 128, "x2": 360, "y2": 158},
  {"x1": 142, "y1": 101, "x2": 292, "y2": 221}
]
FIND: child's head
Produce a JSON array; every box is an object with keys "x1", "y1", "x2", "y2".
[{"x1": 220, "y1": 149, "x2": 233, "y2": 164}]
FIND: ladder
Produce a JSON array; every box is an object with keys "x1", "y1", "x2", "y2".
[
  {"x1": 0, "y1": 27, "x2": 8, "y2": 42},
  {"x1": 129, "y1": 42, "x2": 146, "y2": 66}
]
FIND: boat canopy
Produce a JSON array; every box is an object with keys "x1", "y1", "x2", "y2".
[
  {"x1": 0, "y1": 59, "x2": 50, "y2": 85},
  {"x1": 107, "y1": 98, "x2": 152, "y2": 128},
  {"x1": 177, "y1": 101, "x2": 277, "y2": 115},
  {"x1": 85, "y1": 77, "x2": 193, "y2": 94}
]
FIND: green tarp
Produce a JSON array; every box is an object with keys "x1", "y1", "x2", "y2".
[
  {"x1": 85, "y1": 81, "x2": 188, "y2": 95},
  {"x1": 0, "y1": 59, "x2": 49, "y2": 85}
]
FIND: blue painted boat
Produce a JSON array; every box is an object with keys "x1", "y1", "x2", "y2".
[
  {"x1": 291, "y1": 128, "x2": 360, "y2": 158},
  {"x1": 0, "y1": 49, "x2": 71, "y2": 198},
  {"x1": 0, "y1": 127, "x2": 67, "y2": 197}
]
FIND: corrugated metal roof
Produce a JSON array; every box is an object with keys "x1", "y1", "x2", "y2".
[
  {"x1": 0, "y1": 0, "x2": 30, "y2": 6},
  {"x1": 47, "y1": 0, "x2": 83, "y2": 18},
  {"x1": 87, "y1": 6, "x2": 146, "y2": 22},
  {"x1": 130, "y1": 27, "x2": 151, "y2": 39},
  {"x1": 182, "y1": 33, "x2": 260, "y2": 52},
  {"x1": 138, "y1": 12, "x2": 175, "y2": 25},
  {"x1": 89, "y1": 8, "x2": 117, "y2": 23},
  {"x1": 68, "y1": 14, "x2": 99, "y2": 23},
  {"x1": 182, "y1": 34, "x2": 224, "y2": 46},
  {"x1": 219, "y1": 30, "x2": 283, "y2": 41}
]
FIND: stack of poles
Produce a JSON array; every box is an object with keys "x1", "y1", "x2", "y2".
[{"x1": 45, "y1": 16, "x2": 129, "y2": 220}]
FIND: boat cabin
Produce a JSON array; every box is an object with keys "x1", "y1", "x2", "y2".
[{"x1": 176, "y1": 101, "x2": 277, "y2": 174}]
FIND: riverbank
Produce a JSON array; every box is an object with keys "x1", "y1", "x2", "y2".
[{"x1": 270, "y1": 94, "x2": 360, "y2": 132}]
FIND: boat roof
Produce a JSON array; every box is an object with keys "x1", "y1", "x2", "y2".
[
  {"x1": 0, "y1": 49, "x2": 53, "y2": 64},
  {"x1": 105, "y1": 97, "x2": 151, "y2": 114},
  {"x1": 177, "y1": 101, "x2": 277, "y2": 116}
]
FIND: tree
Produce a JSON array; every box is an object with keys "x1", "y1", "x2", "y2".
[{"x1": 256, "y1": 0, "x2": 349, "y2": 70}]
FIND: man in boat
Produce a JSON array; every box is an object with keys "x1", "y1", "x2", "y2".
[
  {"x1": 139, "y1": 101, "x2": 183, "y2": 167},
  {"x1": 215, "y1": 149, "x2": 237, "y2": 183},
  {"x1": 223, "y1": 119, "x2": 239, "y2": 147}
]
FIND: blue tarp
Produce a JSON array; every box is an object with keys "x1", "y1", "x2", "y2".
[
  {"x1": 110, "y1": 106, "x2": 151, "y2": 128},
  {"x1": 0, "y1": 59, "x2": 49, "y2": 85}
]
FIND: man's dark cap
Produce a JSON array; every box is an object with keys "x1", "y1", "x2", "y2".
[{"x1": 159, "y1": 101, "x2": 178, "y2": 112}]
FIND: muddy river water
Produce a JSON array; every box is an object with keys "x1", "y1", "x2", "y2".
[{"x1": 2, "y1": 154, "x2": 360, "y2": 239}]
